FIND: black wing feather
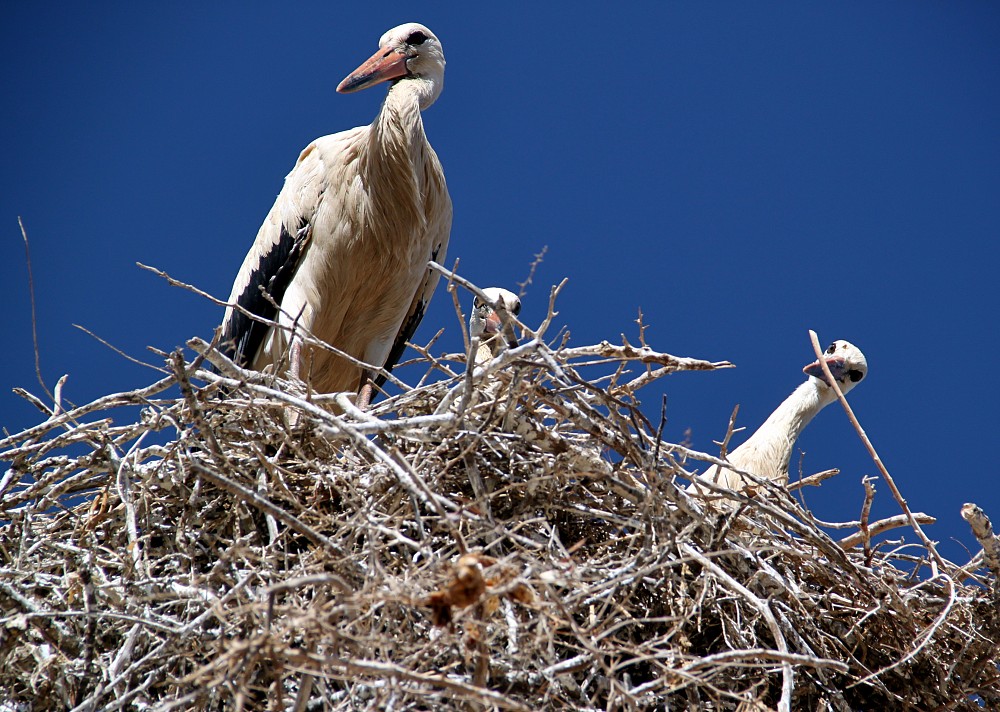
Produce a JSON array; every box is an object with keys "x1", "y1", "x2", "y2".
[
  {"x1": 374, "y1": 242, "x2": 444, "y2": 390},
  {"x1": 220, "y1": 219, "x2": 310, "y2": 367},
  {"x1": 375, "y1": 299, "x2": 426, "y2": 389}
]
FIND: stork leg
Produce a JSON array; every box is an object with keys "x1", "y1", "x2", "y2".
[
  {"x1": 356, "y1": 371, "x2": 375, "y2": 410},
  {"x1": 289, "y1": 337, "x2": 303, "y2": 382},
  {"x1": 284, "y1": 337, "x2": 305, "y2": 428}
]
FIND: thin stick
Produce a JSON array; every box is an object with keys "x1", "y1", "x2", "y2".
[
  {"x1": 74, "y1": 324, "x2": 168, "y2": 373},
  {"x1": 19, "y1": 218, "x2": 54, "y2": 402},
  {"x1": 808, "y1": 329, "x2": 948, "y2": 575},
  {"x1": 859, "y1": 475, "x2": 876, "y2": 565},
  {"x1": 137, "y1": 261, "x2": 229, "y2": 306},
  {"x1": 516, "y1": 244, "x2": 547, "y2": 298}
]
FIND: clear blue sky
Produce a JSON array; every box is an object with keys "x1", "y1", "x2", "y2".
[{"x1": 3, "y1": 4, "x2": 998, "y2": 564}]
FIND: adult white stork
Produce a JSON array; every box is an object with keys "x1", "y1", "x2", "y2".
[
  {"x1": 220, "y1": 22, "x2": 452, "y2": 408},
  {"x1": 469, "y1": 288, "x2": 521, "y2": 364},
  {"x1": 693, "y1": 340, "x2": 868, "y2": 493}
]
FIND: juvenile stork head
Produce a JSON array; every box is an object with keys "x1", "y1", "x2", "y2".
[
  {"x1": 690, "y1": 338, "x2": 869, "y2": 494},
  {"x1": 470, "y1": 288, "x2": 521, "y2": 363},
  {"x1": 337, "y1": 22, "x2": 446, "y2": 109},
  {"x1": 803, "y1": 339, "x2": 868, "y2": 400}
]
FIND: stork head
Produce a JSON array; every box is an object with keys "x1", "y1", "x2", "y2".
[
  {"x1": 337, "y1": 23, "x2": 445, "y2": 108},
  {"x1": 803, "y1": 339, "x2": 868, "y2": 396},
  {"x1": 470, "y1": 288, "x2": 521, "y2": 347}
]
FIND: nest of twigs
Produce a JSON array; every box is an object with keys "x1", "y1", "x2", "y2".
[{"x1": 2, "y1": 276, "x2": 999, "y2": 711}]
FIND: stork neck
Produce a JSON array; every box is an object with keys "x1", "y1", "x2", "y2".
[
  {"x1": 378, "y1": 80, "x2": 429, "y2": 141},
  {"x1": 364, "y1": 81, "x2": 430, "y2": 183},
  {"x1": 748, "y1": 378, "x2": 834, "y2": 457}
]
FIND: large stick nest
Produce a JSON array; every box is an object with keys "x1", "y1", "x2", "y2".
[{"x1": 2, "y1": 279, "x2": 998, "y2": 711}]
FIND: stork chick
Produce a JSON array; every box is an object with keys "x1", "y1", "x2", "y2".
[
  {"x1": 469, "y1": 288, "x2": 521, "y2": 364},
  {"x1": 220, "y1": 23, "x2": 452, "y2": 408},
  {"x1": 694, "y1": 340, "x2": 868, "y2": 493}
]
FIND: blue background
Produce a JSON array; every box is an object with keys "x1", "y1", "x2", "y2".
[{"x1": 3, "y1": 3, "x2": 998, "y2": 565}]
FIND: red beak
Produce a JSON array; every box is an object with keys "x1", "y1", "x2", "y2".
[{"x1": 337, "y1": 46, "x2": 409, "y2": 93}]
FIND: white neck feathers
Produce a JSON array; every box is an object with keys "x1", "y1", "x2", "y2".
[{"x1": 728, "y1": 377, "x2": 836, "y2": 483}]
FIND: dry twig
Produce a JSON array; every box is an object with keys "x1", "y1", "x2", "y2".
[{"x1": 808, "y1": 329, "x2": 949, "y2": 576}]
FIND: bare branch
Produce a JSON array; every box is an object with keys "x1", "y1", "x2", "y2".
[
  {"x1": 19, "y1": 217, "x2": 53, "y2": 403},
  {"x1": 839, "y1": 513, "x2": 937, "y2": 549},
  {"x1": 809, "y1": 329, "x2": 949, "y2": 576}
]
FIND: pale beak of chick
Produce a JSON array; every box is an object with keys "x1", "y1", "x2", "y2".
[
  {"x1": 483, "y1": 309, "x2": 502, "y2": 336},
  {"x1": 803, "y1": 356, "x2": 848, "y2": 386}
]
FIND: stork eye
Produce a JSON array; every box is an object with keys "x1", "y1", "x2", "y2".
[
  {"x1": 849, "y1": 369, "x2": 864, "y2": 382},
  {"x1": 826, "y1": 343, "x2": 836, "y2": 354},
  {"x1": 407, "y1": 31, "x2": 429, "y2": 46},
  {"x1": 511, "y1": 301, "x2": 521, "y2": 316}
]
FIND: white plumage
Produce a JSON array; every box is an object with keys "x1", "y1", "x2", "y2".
[
  {"x1": 694, "y1": 340, "x2": 868, "y2": 492},
  {"x1": 469, "y1": 288, "x2": 521, "y2": 364},
  {"x1": 220, "y1": 22, "x2": 451, "y2": 407}
]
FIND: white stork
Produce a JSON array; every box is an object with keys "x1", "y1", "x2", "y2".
[
  {"x1": 693, "y1": 340, "x2": 868, "y2": 493},
  {"x1": 220, "y1": 22, "x2": 451, "y2": 408},
  {"x1": 469, "y1": 288, "x2": 521, "y2": 364}
]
